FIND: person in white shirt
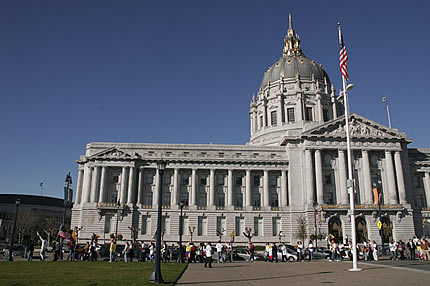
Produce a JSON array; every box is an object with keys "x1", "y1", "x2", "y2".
[
  {"x1": 204, "y1": 243, "x2": 212, "y2": 268},
  {"x1": 281, "y1": 244, "x2": 287, "y2": 262},
  {"x1": 123, "y1": 241, "x2": 131, "y2": 262},
  {"x1": 389, "y1": 240, "x2": 397, "y2": 260},
  {"x1": 297, "y1": 241, "x2": 304, "y2": 262},
  {"x1": 372, "y1": 241, "x2": 378, "y2": 261},
  {"x1": 216, "y1": 241, "x2": 223, "y2": 263},
  {"x1": 308, "y1": 241, "x2": 314, "y2": 261},
  {"x1": 37, "y1": 232, "x2": 47, "y2": 262}
]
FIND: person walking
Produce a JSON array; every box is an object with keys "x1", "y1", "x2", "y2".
[
  {"x1": 123, "y1": 241, "x2": 131, "y2": 262},
  {"x1": 372, "y1": 241, "x2": 378, "y2": 261},
  {"x1": 27, "y1": 239, "x2": 34, "y2": 261},
  {"x1": 248, "y1": 242, "x2": 255, "y2": 263},
  {"x1": 422, "y1": 239, "x2": 429, "y2": 261},
  {"x1": 407, "y1": 239, "x2": 416, "y2": 260},
  {"x1": 264, "y1": 242, "x2": 270, "y2": 262},
  {"x1": 272, "y1": 243, "x2": 278, "y2": 263},
  {"x1": 308, "y1": 240, "x2": 313, "y2": 261},
  {"x1": 37, "y1": 232, "x2": 47, "y2": 262},
  {"x1": 204, "y1": 243, "x2": 212, "y2": 268},
  {"x1": 389, "y1": 239, "x2": 397, "y2": 260},
  {"x1": 216, "y1": 241, "x2": 223, "y2": 263},
  {"x1": 109, "y1": 238, "x2": 116, "y2": 262},
  {"x1": 297, "y1": 241, "x2": 304, "y2": 262},
  {"x1": 281, "y1": 244, "x2": 287, "y2": 262}
]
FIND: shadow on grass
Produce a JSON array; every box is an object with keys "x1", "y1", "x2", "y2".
[{"x1": 175, "y1": 271, "x2": 333, "y2": 285}]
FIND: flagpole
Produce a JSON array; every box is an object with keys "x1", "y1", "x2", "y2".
[{"x1": 338, "y1": 22, "x2": 361, "y2": 272}]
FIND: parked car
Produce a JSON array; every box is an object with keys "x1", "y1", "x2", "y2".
[
  {"x1": 233, "y1": 248, "x2": 265, "y2": 261},
  {"x1": 275, "y1": 247, "x2": 298, "y2": 261},
  {"x1": 1, "y1": 244, "x2": 26, "y2": 258}
]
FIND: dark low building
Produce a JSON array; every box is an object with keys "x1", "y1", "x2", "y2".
[{"x1": 0, "y1": 194, "x2": 72, "y2": 243}]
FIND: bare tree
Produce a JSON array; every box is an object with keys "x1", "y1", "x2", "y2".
[
  {"x1": 295, "y1": 216, "x2": 308, "y2": 242},
  {"x1": 242, "y1": 227, "x2": 256, "y2": 243}
]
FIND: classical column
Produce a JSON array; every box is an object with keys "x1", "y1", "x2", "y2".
[
  {"x1": 245, "y1": 170, "x2": 251, "y2": 207},
  {"x1": 281, "y1": 170, "x2": 288, "y2": 207},
  {"x1": 82, "y1": 164, "x2": 92, "y2": 203},
  {"x1": 98, "y1": 166, "x2": 107, "y2": 203},
  {"x1": 425, "y1": 173, "x2": 430, "y2": 208},
  {"x1": 253, "y1": 110, "x2": 258, "y2": 132},
  {"x1": 385, "y1": 151, "x2": 398, "y2": 204},
  {"x1": 120, "y1": 167, "x2": 129, "y2": 204},
  {"x1": 263, "y1": 100, "x2": 267, "y2": 127},
  {"x1": 153, "y1": 168, "x2": 159, "y2": 206},
  {"x1": 75, "y1": 168, "x2": 84, "y2": 204},
  {"x1": 361, "y1": 150, "x2": 372, "y2": 205},
  {"x1": 210, "y1": 169, "x2": 216, "y2": 206},
  {"x1": 394, "y1": 151, "x2": 407, "y2": 204},
  {"x1": 227, "y1": 169, "x2": 233, "y2": 206},
  {"x1": 305, "y1": 149, "x2": 315, "y2": 205},
  {"x1": 263, "y1": 170, "x2": 269, "y2": 207},
  {"x1": 90, "y1": 166, "x2": 101, "y2": 203},
  {"x1": 190, "y1": 169, "x2": 197, "y2": 206},
  {"x1": 315, "y1": 150, "x2": 324, "y2": 204},
  {"x1": 316, "y1": 95, "x2": 322, "y2": 122},
  {"x1": 127, "y1": 166, "x2": 136, "y2": 204},
  {"x1": 172, "y1": 168, "x2": 179, "y2": 206},
  {"x1": 277, "y1": 95, "x2": 283, "y2": 126},
  {"x1": 137, "y1": 167, "x2": 144, "y2": 204},
  {"x1": 338, "y1": 150, "x2": 348, "y2": 204}
]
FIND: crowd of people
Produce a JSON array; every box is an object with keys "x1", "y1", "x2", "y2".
[{"x1": 14, "y1": 231, "x2": 430, "y2": 264}]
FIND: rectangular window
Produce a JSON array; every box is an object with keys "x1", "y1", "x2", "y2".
[
  {"x1": 305, "y1": 107, "x2": 313, "y2": 121},
  {"x1": 260, "y1": 116, "x2": 264, "y2": 128},
  {"x1": 254, "y1": 217, "x2": 263, "y2": 236},
  {"x1": 104, "y1": 216, "x2": 111, "y2": 234},
  {"x1": 235, "y1": 217, "x2": 244, "y2": 236},
  {"x1": 271, "y1": 111, "x2": 277, "y2": 126},
  {"x1": 253, "y1": 176, "x2": 260, "y2": 186},
  {"x1": 161, "y1": 216, "x2": 170, "y2": 235},
  {"x1": 111, "y1": 190, "x2": 118, "y2": 203},
  {"x1": 216, "y1": 175, "x2": 224, "y2": 185},
  {"x1": 324, "y1": 174, "x2": 332, "y2": 185},
  {"x1": 183, "y1": 216, "x2": 189, "y2": 235},
  {"x1": 235, "y1": 177, "x2": 242, "y2": 186},
  {"x1": 323, "y1": 109, "x2": 329, "y2": 122},
  {"x1": 141, "y1": 215, "x2": 151, "y2": 235},
  {"x1": 200, "y1": 177, "x2": 207, "y2": 186},
  {"x1": 198, "y1": 216, "x2": 207, "y2": 236},
  {"x1": 112, "y1": 175, "x2": 119, "y2": 184},
  {"x1": 272, "y1": 217, "x2": 281, "y2": 236},
  {"x1": 287, "y1": 108, "x2": 295, "y2": 122},
  {"x1": 182, "y1": 176, "x2": 189, "y2": 186},
  {"x1": 216, "y1": 216, "x2": 226, "y2": 235}
]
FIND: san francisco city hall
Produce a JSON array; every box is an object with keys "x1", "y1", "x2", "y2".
[{"x1": 71, "y1": 17, "x2": 430, "y2": 245}]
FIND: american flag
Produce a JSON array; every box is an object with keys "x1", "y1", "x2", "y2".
[
  {"x1": 338, "y1": 24, "x2": 349, "y2": 80},
  {"x1": 58, "y1": 229, "x2": 72, "y2": 241}
]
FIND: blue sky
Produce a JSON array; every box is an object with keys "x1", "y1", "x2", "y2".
[{"x1": 1, "y1": 0, "x2": 429, "y2": 199}]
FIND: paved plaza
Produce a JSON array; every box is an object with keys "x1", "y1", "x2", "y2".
[{"x1": 177, "y1": 260, "x2": 430, "y2": 286}]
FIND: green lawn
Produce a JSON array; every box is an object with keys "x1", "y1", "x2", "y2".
[{"x1": 0, "y1": 262, "x2": 187, "y2": 285}]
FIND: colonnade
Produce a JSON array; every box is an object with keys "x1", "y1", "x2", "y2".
[
  {"x1": 75, "y1": 165, "x2": 288, "y2": 208},
  {"x1": 305, "y1": 149, "x2": 408, "y2": 206}
]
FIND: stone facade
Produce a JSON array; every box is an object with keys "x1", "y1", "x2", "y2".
[{"x1": 71, "y1": 16, "x2": 430, "y2": 244}]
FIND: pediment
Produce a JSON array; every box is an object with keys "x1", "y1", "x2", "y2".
[
  {"x1": 89, "y1": 147, "x2": 133, "y2": 159},
  {"x1": 302, "y1": 113, "x2": 406, "y2": 140}
]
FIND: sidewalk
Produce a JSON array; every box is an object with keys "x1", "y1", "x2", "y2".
[{"x1": 176, "y1": 260, "x2": 430, "y2": 286}]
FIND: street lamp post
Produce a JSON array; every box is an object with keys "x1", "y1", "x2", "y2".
[
  {"x1": 8, "y1": 199, "x2": 20, "y2": 261},
  {"x1": 178, "y1": 201, "x2": 184, "y2": 263},
  {"x1": 115, "y1": 200, "x2": 121, "y2": 240},
  {"x1": 150, "y1": 160, "x2": 167, "y2": 284},
  {"x1": 61, "y1": 172, "x2": 72, "y2": 260}
]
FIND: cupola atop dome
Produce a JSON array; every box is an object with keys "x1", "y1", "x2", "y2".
[{"x1": 282, "y1": 14, "x2": 303, "y2": 57}]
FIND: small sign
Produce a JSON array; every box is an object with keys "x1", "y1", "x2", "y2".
[{"x1": 377, "y1": 220, "x2": 382, "y2": 230}]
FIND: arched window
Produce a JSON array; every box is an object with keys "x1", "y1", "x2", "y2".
[
  {"x1": 328, "y1": 217, "x2": 343, "y2": 243},
  {"x1": 355, "y1": 217, "x2": 368, "y2": 243},
  {"x1": 380, "y1": 216, "x2": 393, "y2": 243}
]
